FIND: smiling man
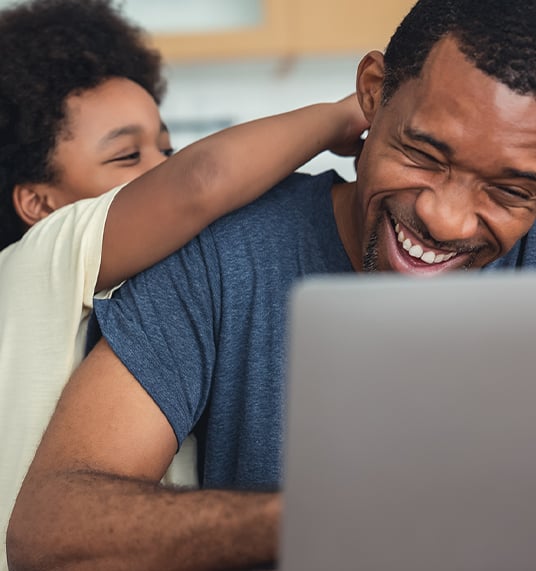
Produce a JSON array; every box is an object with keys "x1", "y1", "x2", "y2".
[
  {"x1": 337, "y1": 34, "x2": 536, "y2": 275},
  {"x1": 7, "y1": 0, "x2": 536, "y2": 570}
]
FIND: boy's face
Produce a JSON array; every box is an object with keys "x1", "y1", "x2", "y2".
[
  {"x1": 37, "y1": 77, "x2": 172, "y2": 210},
  {"x1": 352, "y1": 36, "x2": 536, "y2": 274}
]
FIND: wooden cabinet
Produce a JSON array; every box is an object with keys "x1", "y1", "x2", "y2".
[
  {"x1": 153, "y1": 0, "x2": 289, "y2": 61},
  {"x1": 288, "y1": 0, "x2": 414, "y2": 54},
  {"x1": 150, "y1": 0, "x2": 416, "y2": 62}
]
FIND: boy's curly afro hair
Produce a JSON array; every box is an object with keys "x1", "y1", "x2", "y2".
[{"x1": 0, "y1": 0, "x2": 167, "y2": 250}]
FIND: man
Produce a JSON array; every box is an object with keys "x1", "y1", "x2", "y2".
[{"x1": 8, "y1": 0, "x2": 536, "y2": 569}]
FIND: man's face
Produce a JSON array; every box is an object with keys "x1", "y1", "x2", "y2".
[{"x1": 354, "y1": 37, "x2": 536, "y2": 274}]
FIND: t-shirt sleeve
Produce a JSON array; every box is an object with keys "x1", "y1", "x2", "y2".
[
  {"x1": 93, "y1": 231, "x2": 221, "y2": 446},
  {"x1": 3, "y1": 184, "x2": 124, "y2": 310}
]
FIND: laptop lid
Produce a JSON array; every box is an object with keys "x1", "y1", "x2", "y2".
[{"x1": 280, "y1": 272, "x2": 536, "y2": 571}]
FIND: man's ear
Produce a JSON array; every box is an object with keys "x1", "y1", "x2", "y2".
[
  {"x1": 12, "y1": 184, "x2": 55, "y2": 228},
  {"x1": 356, "y1": 51, "x2": 385, "y2": 123}
]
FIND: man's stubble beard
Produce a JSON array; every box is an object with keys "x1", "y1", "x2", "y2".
[{"x1": 362, "y1": 214, "x2": 381, "y2": 272}]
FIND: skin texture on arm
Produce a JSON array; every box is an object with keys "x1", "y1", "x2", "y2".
[
  {"x1": 97, "y1": 95, "x2": 367, "y2": 290},
  {"x1": 7, "y1": 338, "x2": 281, "y2": 571}
]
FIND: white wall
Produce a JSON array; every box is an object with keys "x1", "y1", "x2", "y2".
[{"x1": 160, "y1": 54, "x2": 366, "y2": 181}]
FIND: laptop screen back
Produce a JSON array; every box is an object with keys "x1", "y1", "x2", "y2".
[{"x1": 281, "y1": 272, "x2": 536, "y2": 571}]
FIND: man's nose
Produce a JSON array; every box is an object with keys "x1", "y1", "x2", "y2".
[{"x1": 414, "y1": 177, "x2": 480, "y2": 243}]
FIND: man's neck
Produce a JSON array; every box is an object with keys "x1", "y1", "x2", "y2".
[{"x1": 331, "y1": 180, "x2": 361, "y2": 271}]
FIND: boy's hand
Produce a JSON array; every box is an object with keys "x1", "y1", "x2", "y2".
[{"x1": 329, "y1": 93, "x2": 370, "y2": 158}]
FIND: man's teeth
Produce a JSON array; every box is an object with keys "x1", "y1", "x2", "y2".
[{"x1": 394, "y1": 223, "x2": 456, "y2": 264}]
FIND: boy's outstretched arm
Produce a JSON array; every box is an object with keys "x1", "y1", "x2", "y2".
[{"x1": 97, "y1": 95, "x2": 367, "y2": 290}]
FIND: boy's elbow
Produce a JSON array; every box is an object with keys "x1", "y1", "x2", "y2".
[{"x1": 170, "y1": 146, "x2": 232, "y2": 218}]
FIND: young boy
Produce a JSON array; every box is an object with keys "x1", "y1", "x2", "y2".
[{"x1": 0, "y1": 0, "x2": 367, "y2": 566}]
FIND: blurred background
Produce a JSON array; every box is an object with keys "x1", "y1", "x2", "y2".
[{"x1": 5, "y1": 0, "x2": 416, "y2": 179}]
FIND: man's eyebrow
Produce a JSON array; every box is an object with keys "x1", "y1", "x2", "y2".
[
  {"x1": 502, "y1": 168, "x2": 536, "y2": 183},
  {"x1": 404, "y1": 127, "x2": 453, "y2": 157},
  {"x1": 403, "y1": 128, "x2": 536, "y2": 182}
]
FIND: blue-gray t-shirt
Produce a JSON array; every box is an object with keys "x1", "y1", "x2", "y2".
[
  {"x1": 93, "y1": 170, "x2": 352, "y2": 490},
  {"x1": 92, "y1": 170, "x2": 536, "y2": 491},
  {"x1": 484, "y1": 227, "x2": 536, "y2": 270}
]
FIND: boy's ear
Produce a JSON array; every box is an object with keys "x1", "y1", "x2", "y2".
[
  {"x1": 12, "y1": 184, "x2": 55, "y2": 228},
  {"x1": 356, "y1": 51, "x2": 386, "y2": 123}
]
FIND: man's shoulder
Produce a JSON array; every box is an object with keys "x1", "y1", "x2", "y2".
[
  {"x1": 107, "y1": 169, "x2": 345, "y2": 288},
  {"x1": 210, "y1": 169, "x2": 343, "y2": 233},
  {"x1": 245, "y1": 168, "x2": 342, "y2": 210},
  {"x1": 269, "y1": 169, "x2": 342, "y2": 196}
]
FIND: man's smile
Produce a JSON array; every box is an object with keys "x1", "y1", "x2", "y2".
[
  {"x1": 392, "y1": 216, "x2": 458, "y2": 264},
  {"x1": 378, "y1": 212, "x2": 478, "y2": 274}
]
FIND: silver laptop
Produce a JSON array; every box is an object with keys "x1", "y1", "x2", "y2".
[{"x1": 280, "y1": 272, "x2": 536, "y2": 571}]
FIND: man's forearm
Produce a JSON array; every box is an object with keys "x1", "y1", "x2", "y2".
[{"x1": 8, "y1": 469, "x2": 280, "y2": 571}]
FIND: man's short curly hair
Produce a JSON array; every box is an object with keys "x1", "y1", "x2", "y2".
[
  {"x1": 382, "y1": 0, "x2": 536, "y2": 103},
  {"x1": 0, "y1": 0, "x2": 166, "y2": 250}
]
